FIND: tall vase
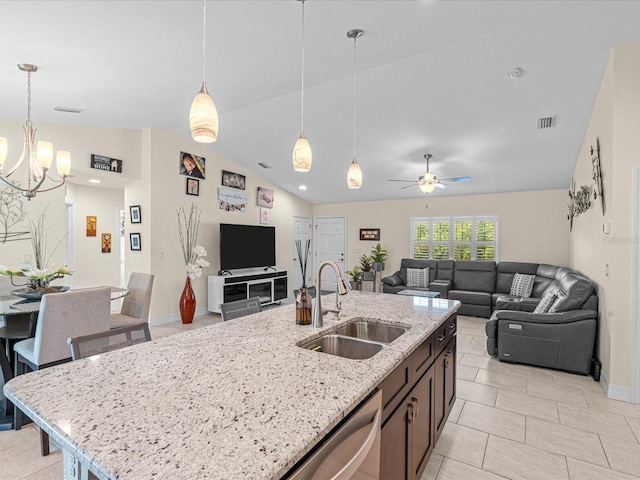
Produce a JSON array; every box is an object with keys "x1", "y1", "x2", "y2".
[
  {"x1": 295, "y1": 286, "x2": 312, "y2": 325},
  {"x1": 179, "y1": 276, "x2": 196, "y2": 324}
]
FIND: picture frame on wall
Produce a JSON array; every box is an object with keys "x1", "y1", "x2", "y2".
[
  {"x1": 180, "y1": 151, "x2": 205, "y2": 179},
  {"x1": 186, "y1": 178, "x2": 199, "y2": 196},
  {"x1": 102, "y1": 233, "x2": 112, "y2": 253},
  {"x1": 86, "y1": 216, "x2": 97, "y2": 237},
  {"x1": 130, "y1": 233, "x2": 141, "y2": 251},
  {"x1": 257, "y1": 186, "x2": 274, "y2": 208},
  {"x1": 359, "y1": 228, "x2": 380, "y2": 241},
  {"x1": 221, "y1": 170, "x2": 245, "y2": 190},
  {"x1": 130, "y1": 205, "x2": 141, "y2": 224}
]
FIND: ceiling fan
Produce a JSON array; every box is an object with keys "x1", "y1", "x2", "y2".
[{"x1": 389, "y1": 154, "x2": 471, "y2": 193}]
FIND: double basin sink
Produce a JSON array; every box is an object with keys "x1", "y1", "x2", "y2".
[{"x1": 299, "y1": 319, "x2": 410, "y2": 360}]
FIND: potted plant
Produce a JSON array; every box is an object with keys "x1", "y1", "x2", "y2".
[
  {"x1": 360, "y1": 254, "x2": 374, "y2": 280},
  {"x1": 370, "y1": 243, "x2": 389, "y2": 271},
  {"x1": 346, "y1": 265, "x2": 362, "y2": 290}
]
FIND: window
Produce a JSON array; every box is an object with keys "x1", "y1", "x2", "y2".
[{"x1": 410, "y1": 215, "x2": 499, "y2": 261}]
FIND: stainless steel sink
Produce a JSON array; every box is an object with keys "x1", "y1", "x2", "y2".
[
  {"x1": 333, "y1": 321, "x2": 409, "y2": 344},
  {"x1": 299, "y1": 334, "x2": 385, "y2": 360},
  {"x1": 300, "y1": 320, "x2": 410, "y2": 359}
]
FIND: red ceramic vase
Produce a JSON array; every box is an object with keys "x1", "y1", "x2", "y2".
[{"x1": 179, "y1": 276, "x2": 196, "y2": 324}]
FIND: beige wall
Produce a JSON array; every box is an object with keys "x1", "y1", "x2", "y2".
[
  {"x1": 314, "y1": 189, "x2": 569, "y2": 276},
  {"x1": 570, "y1": 40, "x2": 640, "y2": 393}
]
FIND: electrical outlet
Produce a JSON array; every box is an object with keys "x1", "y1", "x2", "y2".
[
  {"x1": 159, "y1": 251, "x2": 164, "y2": 260},
  {"x1": 605, "y1": 264, "x2": 609, "y2": 277}
]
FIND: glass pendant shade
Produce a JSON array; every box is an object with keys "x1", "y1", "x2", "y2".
[
  {"x1": 418, "y1": 173, "x2": 437, "y2": 193},
  {"x1": 347, "y1": 158, "x2": 362, "y2": 189},
  {"x1": 36, "y1": 141, "x2": 53, "y2": 169},
  {"x1": 190, "y1": 82, "x2": 219, "y2": 143},
  {"x1": 293, "y1": 131, "x2": 312, "y2": 172},
  {"x1": 56, "y1": 151, "x2": 71, "y2": 176}
]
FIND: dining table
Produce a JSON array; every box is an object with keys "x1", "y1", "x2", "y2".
[{"x1": 0, "y1": 286, "x2": 129, "y2": 430}]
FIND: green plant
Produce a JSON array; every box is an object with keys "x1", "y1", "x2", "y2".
[
  {"x1": 370, "y1": 243, "x2": 388, "y2": 263},
  {"x1": 346, "y1": 265, "x2": 362, "y2": 282},
  {"x1": 359, "y1": 254, "x2": 373, "y2": 272}
]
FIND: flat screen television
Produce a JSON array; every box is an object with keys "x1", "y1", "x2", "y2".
[{"x1": 219, "y1": 223, "x2": 276, "y2": 271}]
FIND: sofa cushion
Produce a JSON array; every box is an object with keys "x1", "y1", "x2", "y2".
[
  {"x1": 436, "y1": 260, "x2": 455, "y2": 281},
  {"x1": 381, "y1": 272, "x2": 402, "y2": 286},
  {"x1": 532, "y1": 264, "x2": 560, "y2": 298},
  {"x1": 533, "y1": 284, "x2": 560, "y2": 314},
  {"x1": 510, "y1": 273, "x2": 535, "y2": 298},
  {"x1": 452, "y1": 260, "x2": 496, "y2": 294},
  {"x1": 399, "y1": 259, "x2": 437, "y2": 285},
  {"x1": 407, "y1": 267, "x2": 429, "y2": 288},
  {"x1": 448, "y1": 290, "x2": 492, "y2": 306},
  {"x1": 496, "y1": 262, "x2": 539, "y2": 294},
  {"x1": 549, "y1": 270, "x2": 594, "y2": 313}
]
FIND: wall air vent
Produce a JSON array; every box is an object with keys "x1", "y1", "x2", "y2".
[
  {"x1": 537, "y1": 116, "x2": 556, "y2": 130},
  {"x1": 258, "y1": 162, "x2": 272, "y2": 169},
  {"x1": 54, "y1": 106, "x2": 85, "y2": 114}
]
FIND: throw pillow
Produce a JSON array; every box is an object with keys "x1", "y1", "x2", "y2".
[
  {"x1": 533, "y1": 283, "x2": 559, "y2": 314},
  {"x1": 406, "y1": 267, "x2": 429, "y2": 288},
  {"x1": 510, "y1": 273, "x2": 535, "y2": 298}
]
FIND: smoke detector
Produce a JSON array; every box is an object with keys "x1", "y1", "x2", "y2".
[{"x1": 505, "y1": 67, "x2": 523, "y2": 80}]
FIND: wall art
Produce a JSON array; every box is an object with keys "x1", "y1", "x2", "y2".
[
  {"x1": 222, "y1": 170, "x2": 245, "y2": 190},
  {"x1": 257, "y1": 187, "x2": 274, "y2": 208},
  {"x1": 130, "y1": 205, "x2": 141, "y2": 224},
  {"x1": 179, "y1": 151, "x2": 205, "y2": 179},
  {"x1": 260, "y1": 207, "x2": 270, "y2": 224},
  {"x1": 0, "y1": 186, "x2": 29, "y2": 243},
  {"x1": 591, "y1": 137, "x2": 604, "y2": 215},
  {"x1": 186, "y1": 178, "x2": 199, "y2": 196},
  {"x1": 102, "y1": 233, "x2": 112, "y2": 253},
  {"x1": 360, "y1": 228, "x2": 380, "y2": 241},
  {"x1": 218, "y1": 188, "x2": 247, "y2": 212},
  {"x1": 567, "y1": 178, "x2": 594, "y2": 232},
  {"x1": 86, "y1": 216, "x2": 97, "y2": 236},
  {"x1": 130, "y1": 232, "x2": 141, "y2": 251}
]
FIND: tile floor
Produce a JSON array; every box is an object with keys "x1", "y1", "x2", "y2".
[{"x1": 2, "y1": 314, "x2": 639, "y2": 479}]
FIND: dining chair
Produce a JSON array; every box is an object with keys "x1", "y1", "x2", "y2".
[
  {"x1": 110, "y1": 272, "x2": 154, "y2": 329},
  {"x1": 0, "y1": 277, "x2": 35, "y2": 370},
  {"x1": 13, "y1": 286, "x2": 111, "y2": 456},
  {"x1": 220, "y1": 297, "x2": 262, "y2": 321},
  {"x1": 68, "y1": 321, "x2": 151, "y2": 360}
]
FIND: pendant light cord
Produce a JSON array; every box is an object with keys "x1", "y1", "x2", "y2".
[
  {"x1": 352, "y1": 34, "x2": 357, "y2": 160},
  {"x1": 202, "y1": 0, "x2": 207, "y2": 83},
  {"x1": 300, "y1": 0, "x2": 305, "y2": 132}
]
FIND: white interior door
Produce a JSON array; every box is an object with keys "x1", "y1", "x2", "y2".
[
  {"x1": 292, "y1": 215, "x2": 312, "y2": 292},
  {"x1": 315, "y1": 216, "x2": 346, "y2": 292}
]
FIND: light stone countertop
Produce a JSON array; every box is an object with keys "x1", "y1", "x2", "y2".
[{"x1": 4, "y1": 291, "x2": 459, "y2": 480}]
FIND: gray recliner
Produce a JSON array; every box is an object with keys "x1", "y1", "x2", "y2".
[{"x1": 486, "y1": 268, "x2": 598, "y2": 374}]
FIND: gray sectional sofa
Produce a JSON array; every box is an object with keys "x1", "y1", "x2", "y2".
[{"x1": 382, "y1": 258, "x2": 599, "y2": 374}]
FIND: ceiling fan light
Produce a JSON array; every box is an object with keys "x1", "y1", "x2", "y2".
[
  {"x1": 347, "y1": 158, "x2": 362, "y2": 189},
  {"x1": 190, "y1": 82, "x2": 219, "y2": 143},
  {"x1": 293, "y1": 131, "x2": 312, "y2": 172},
  {"x1": 418, "y1": 174, "x2": 436, "y2": 193}
]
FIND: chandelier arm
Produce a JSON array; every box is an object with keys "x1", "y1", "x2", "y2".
[{"x1": 29, "y1": 176, "x2": 66, "y2": 194}]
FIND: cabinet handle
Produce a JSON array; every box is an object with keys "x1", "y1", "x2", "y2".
[
  {"x1": 444, "y1": 351, "x2": 452, "y2": 368},
  {"x1": 407, "y1": 401, "x2": 415, "y2": 424},
  {"x1": 437, "y1": 335, "x2": 446, "y2": 342},
  {"x1": 412, "y1": 397, "x2": 419, "y2": 420},
  {"x1": 449, "y1": 323, "x2": 456, "y2": 330}
]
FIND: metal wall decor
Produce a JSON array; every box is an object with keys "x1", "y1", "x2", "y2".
[
  {"x1": 567, "y1": 178, "x2": 594, "y2": 232},
  {"x1": 591, "y1": 137, "x2": 604, "y2": 215}
]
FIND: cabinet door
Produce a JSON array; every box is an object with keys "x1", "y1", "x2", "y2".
[
  {"x1": 410, "y1": 368, "x2": 435, "y2": 480},
  {"x1": 380, "y1": 401, "x2": 410, "y2": 480},
  {"x1": 434, "y1": 337, "x2": 456, "y2": 442}
]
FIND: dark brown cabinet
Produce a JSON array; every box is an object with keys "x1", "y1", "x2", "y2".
[{"x1": 380, "y1": 313, "x2": 456, "y2": 480}]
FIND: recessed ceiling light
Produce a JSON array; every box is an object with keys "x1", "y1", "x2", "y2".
[
  {"x1": 299, "y1": 185, "x2": 307, "y2": 190},
  {"x1": 88, "y1": 179, "x2": 101, "y2": 184},
  {"x1": 505, "y1": 67, "x2": 523, "y2": 79}
]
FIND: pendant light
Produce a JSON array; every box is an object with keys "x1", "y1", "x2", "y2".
[
  {"x1": 190, "y1": 0, "x2": 219, "y2": 143},
  {"x1": 293, "y1": 0, "x2": 312, "y2": 172},
  {"x1": 347, "y1": 29, "x2": 363, "y2": 189}
]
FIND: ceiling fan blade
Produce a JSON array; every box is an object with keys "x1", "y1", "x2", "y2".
[
  {"x1": 437, "y1": 176, "x2": 471, "y2": 183},
  {"x1": 401, "y1": 184, "x2": 418, "y2": 189},
  {"x1": 388, "y1": 179, "x2": 417, "y2": 183},
  {"x1": 435, "y1": 182, "x2": 451, "y2": 189}
]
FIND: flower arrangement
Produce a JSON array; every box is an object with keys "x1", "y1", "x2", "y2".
[
  {"x1": 177, "y1": 204, "x2": 209, "y2": 280},
  {"x1": 0, "y1": 206, "x2": 72, "y2": 293}
]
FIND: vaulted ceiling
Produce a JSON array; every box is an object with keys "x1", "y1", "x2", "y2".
[{"x1": 1, "y1": 1, "x2": 639, "y2": 204}]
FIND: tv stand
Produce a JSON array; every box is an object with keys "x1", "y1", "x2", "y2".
[{"x1": 208, "y1": 270, "x2": 288, "y2": 314}]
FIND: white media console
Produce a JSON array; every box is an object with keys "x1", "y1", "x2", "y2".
[{"x1": 208, "y1": 270, "x2": 288, "y2": 314}]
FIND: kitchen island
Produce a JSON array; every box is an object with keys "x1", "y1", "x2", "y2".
[{"x1": 4, "y1": 291, "x2": 459, "y2": 479}]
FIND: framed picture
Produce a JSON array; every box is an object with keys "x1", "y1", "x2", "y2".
[
  {"x1": 360, "y1": 228, "x2": 380, "y2": 241},
  {"x1": 130, "y1": 233, "x2": 141, "y2": 251},
  {"x1": 260, "y1": 207, "x2": 270, "y2": 224},
  {"x1": 102, "y1": 233, "x2": 112, "y2": 253},
  {"x1": 222, "y1": 170, "x2": 245, "y2": 190},
  {"x1": 257, "y1": 186, "x2": 274, "y2": 208},
  {"x1": 186, "y1": 178, "x2": 199, "y2": 196},
  {"x1": 86, "y1": 216, "x2": 97, "y2": 237},
  {"x1": 180, "y1": 151, "x2": 205, "y2": 179},
  {"x1": 130, "y1": 205, "x2": 141, "y2": 224}
]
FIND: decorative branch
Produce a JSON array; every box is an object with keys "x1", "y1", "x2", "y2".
[
  {"x1": 0, "y1": 185, "x2": 29, "y2": 243},
  {"x1": 591, "y1": 137, "x2": 605, "y2": 215},
  {"x1": 295, "y1": 239, "x2": 310, "y2": 287}
]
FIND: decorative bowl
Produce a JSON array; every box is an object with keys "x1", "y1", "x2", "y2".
[{"x1": 10, "y1": 286, "x2": 70, "y2": 300}]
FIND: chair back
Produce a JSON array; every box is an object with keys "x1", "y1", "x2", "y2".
[
  {"x1": 68, "y1": 322, "x2": 151, "y2": 360},
  {"x1": 121, "y1": 272, "x2": 154, "y2": 321},
  {"x1": 33, "y1": 287, "x2": 111, "y2": 365},
  {"x1": 220, "y1": 297, "x2": 262, "y2": 321}
]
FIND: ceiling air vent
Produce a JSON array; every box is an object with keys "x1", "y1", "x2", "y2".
[
  {"x1": 258, "y1": 162, "x2": 272, "y2": 169},
  {"x1": 537, "y1": 116, "x2": 556, "y2": 130}
]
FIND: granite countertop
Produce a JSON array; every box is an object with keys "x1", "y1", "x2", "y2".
[{"x1": 4, "y1": 291, "x2": 459, "y2": 480}]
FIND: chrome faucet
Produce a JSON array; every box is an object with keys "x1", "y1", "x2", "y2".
[{"x1": 313, "y1": 260, "x2": 349, "y2": 328}]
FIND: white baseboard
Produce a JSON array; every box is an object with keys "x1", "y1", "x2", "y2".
[
  {"x1": 600, "y1": 370, "x2": 633, "y2": 402},
  {"x1": 149, "y1": 307, "x2": 213, "y2": 327}
]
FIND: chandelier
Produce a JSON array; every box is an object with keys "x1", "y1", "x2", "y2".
[
  {"x1": 346, "y1": 29, "x2": 363, "y2": 189},
  {"x1": 0, "y1": 64, "x2": 70, "y2": 200}
]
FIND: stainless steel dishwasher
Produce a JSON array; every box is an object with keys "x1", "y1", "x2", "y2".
[{"x1": 287, "y1": 390, "x2": 382, "y2": 480}]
